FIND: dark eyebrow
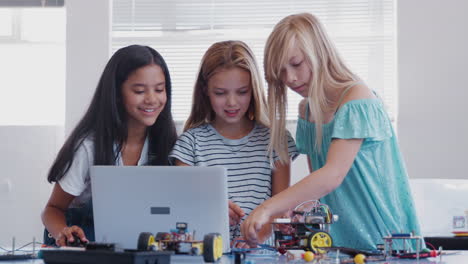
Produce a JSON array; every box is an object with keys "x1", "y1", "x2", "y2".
[
  {"x1": 130, "y1": 82, "x2": 165, "y2": 88},
  {"x1": 131, "y1": 83, "x2": 146, "y2": 88},
  {"x1": 213, "y1": 85, "x2": 249, "y2": 90}
]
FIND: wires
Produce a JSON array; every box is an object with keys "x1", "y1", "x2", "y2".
[
  {"x1": 0, "y1": 246, "x2": 9, "y2": 252},
  {"x1": 425, "y1": 241, "x2": 437, "y2": 251},
  {"x1": 296, "y1": 200, "x2": 334, "y2": 224},
  {"x1": 293, "y1": 199, "x2": 320, "y2": 211},
  {"x1": 230, "y1": 241, "x2": 277, "y2": 253},
  {"x1": 292, "y1": 200, "x2": 335, "y2": 233},
  {"x1": 0, "y1": 241, "x2": 43, "y2": 255},
  {"x1": 319, "y1": 204, "x2": 333, "y2": 224}
]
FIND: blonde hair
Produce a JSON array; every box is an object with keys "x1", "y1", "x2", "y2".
[
  {"x1": 184, "y1": 40, "x2": 269, "y2": 131},
  {"x1": 265, "y1": 13, "x2": 358, "y2": 162}
]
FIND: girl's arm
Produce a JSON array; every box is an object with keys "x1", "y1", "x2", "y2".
[
  {"x1": 175, "y1": 159, "x2": 190, "y2": 166},
  {"x1": 271, "y1": 160, "x2": 291, "y2": 196},
  {"x1": 254, "y1": 160, "x2": 292, "y2": 244},
  {"x1": 241, "y1": 137, "x2": 362, "y2": 245},
  {"x1": 41, "y1": 184, "x2": 88, "y2": 246}
]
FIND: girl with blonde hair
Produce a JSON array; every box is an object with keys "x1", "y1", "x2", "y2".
[
  {"x1": 170, "y1": 40, "x2": 298, "y2": 246},
  {"x1": 241, "y1": 13, "x2": 422, "y2": 251}
]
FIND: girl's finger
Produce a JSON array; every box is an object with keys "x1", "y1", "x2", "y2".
[
  {"x1": 62, "y1": 228, "x2": 75, "y2": 243},
  {"x1": 229, "y1": 201, "x2": 245, "y2": 217},
  {"x1": 72, "y1": 226, "x2": 88, "y2": 243},
  {"x1": 56, "y1": 236, "x2": 66, "y2": 247}
]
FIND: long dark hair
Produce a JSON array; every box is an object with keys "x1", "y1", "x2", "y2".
[{"x1": 48, "y1": 45, "x2": 177, "y2": 182}]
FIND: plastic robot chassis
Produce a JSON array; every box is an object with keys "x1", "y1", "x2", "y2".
[{"x1": 137, "y1": 222, "x2": 223, "y2": 262}]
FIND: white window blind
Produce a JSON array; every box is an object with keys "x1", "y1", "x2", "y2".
[{"x1": 111, "y1": 0, "x2": 395, "y2": 122}]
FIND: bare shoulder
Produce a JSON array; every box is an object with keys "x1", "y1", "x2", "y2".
[
  {"x1": 339, "y1": 83, "x2": 376, "y2": 106},
  {"x1": 298, "y1": 98, "x2": 308, "y2": 120}
]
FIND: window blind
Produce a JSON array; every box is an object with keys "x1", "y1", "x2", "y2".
[{"x1": 111, "y1": 0, "x2": 395, "y2": 122}]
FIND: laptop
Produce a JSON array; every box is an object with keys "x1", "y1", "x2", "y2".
[{"x1": 90, "y1": 166, "x2": 230, "y2": 252}]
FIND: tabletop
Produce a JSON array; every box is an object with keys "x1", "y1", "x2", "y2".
[{"x1": 0, "y1": 250, "x2": 467, "y2": 264}]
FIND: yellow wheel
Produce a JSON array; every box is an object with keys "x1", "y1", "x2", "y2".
[
  {"x1": 354, "y1": 253, "x2": 366, "y2": 264},
  {"x1": 306, "y1": 231, "x2": 332, "y2": 254},
  {"x1": 214, "y1": 235, "x2": 223, "y2": 260},
  {"x1": 137, "y1": 232, "x2": 155, "y2": 251},
  {"x1": 203, "y1": 233, "x2": 223, "y2": 262}
]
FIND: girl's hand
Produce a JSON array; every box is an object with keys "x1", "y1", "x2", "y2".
[
  {"x1": 240, "y1": 205, "x2": 272, "y2": 247},
  {"x1": 229, "y1": 200, "x2": 245, "y2": 226},
  {"x1": 275, "y1": 210, "x2": 295, "y2": 234},
  {"x1": 231, "y1": 236, "x2": 251, "y2": 249},
  {"x1": 55, "y1": 225, "x2": 88, "y2": 247}
]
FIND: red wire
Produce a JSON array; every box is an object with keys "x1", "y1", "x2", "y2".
[
  {"x1": 425, "y1": 241, "x2": 437, "y2": 251},
  {"x1": 279, "y1": 239, "x2": 298, "y2": 246}
]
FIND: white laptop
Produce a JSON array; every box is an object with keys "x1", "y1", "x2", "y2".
[{"x1": 90, "y1": 166, "x2": 230, "y2": 252}]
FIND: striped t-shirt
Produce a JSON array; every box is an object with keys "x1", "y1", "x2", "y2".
[{"x1": 169, "y1": 122, "x2": 298, "y2": 239}]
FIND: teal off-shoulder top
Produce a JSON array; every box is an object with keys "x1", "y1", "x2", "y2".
[{"x1": 296, "y1": 98, "x2": 422, "y2": 251}]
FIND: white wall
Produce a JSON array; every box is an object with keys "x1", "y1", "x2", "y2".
[
  {"x1": 410, "y1": 179, "x2": 468, "y2": 236},
  {"x1": 65, "y1": 0, "x2": 111, "y2": 135},
  {"x1": 0, "y1": 126, "x2": 62, "y2": 246},
  {"x1": 0, "y1": 0, "x2": 110, "y2": 247},
  {"x1": 398, "y1": 0, "x2": 468, "y2": 179}
]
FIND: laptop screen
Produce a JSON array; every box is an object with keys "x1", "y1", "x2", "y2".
[{"x1": 90, "y1": 166, "x2": 230, "y2": 252}]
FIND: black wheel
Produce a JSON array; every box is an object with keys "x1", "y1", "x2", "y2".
[
  {"x1": 306, "y1": 231, "x2": 333, "y2": 254},
  {"x1": 203, "y1": 233, "x2": 223, "y2": 262},
  {"x1": 137, "y1": 232, "x2": 155, "y2": 251},
  {"x1": 155, "y1": 232, "x2": 170, "y2": 241}
]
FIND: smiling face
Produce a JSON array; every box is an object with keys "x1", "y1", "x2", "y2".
[
  {"x1": 121, "y1": 64, "x2": 167, "y2": 132},
  {"x1": 281, "y1": 39, "x2": 312, "y2": 98},
  {"x1": 207, "y1": 67, "x2": 252, "y2": 126}
]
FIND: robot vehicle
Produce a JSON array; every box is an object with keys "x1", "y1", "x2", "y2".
[
  {"x1": 137, "y1": 222, "x2": 223, "y2": 263},
  {"x1": 272, "y1": 200, "x2": 337, "y2": 254}
]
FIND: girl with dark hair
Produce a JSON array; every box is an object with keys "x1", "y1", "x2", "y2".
[{"x1": 41, "y1": 45, "x2": 177, "y2": 246}]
